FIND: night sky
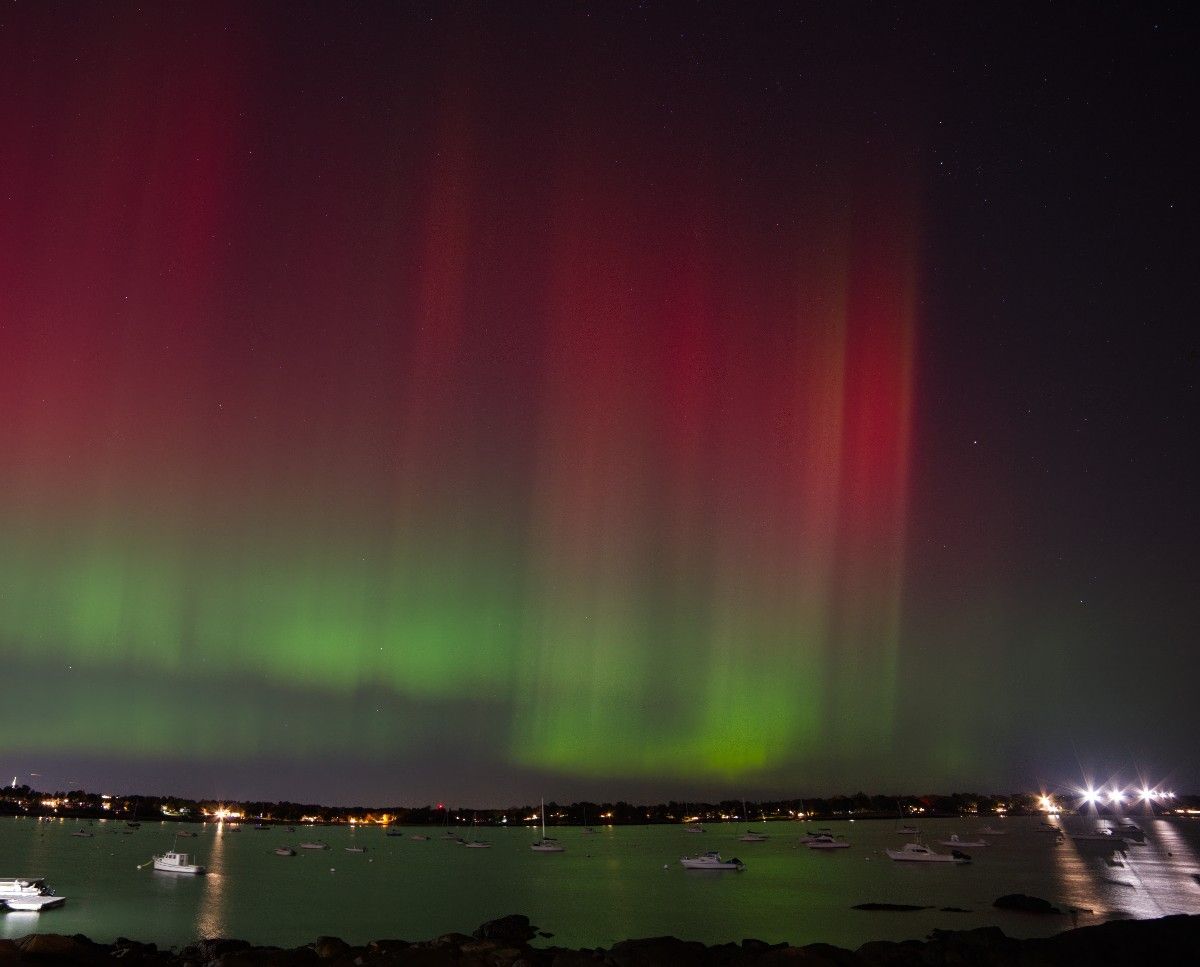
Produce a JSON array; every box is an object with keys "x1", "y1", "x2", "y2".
[{"x1": 1, "y1": 2, "x2": 1195, "y2": 805}]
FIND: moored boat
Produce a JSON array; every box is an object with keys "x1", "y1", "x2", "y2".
[
  {"x1": 299, "y1": 841, "x2": 329, "y2": 850},
  {"x1": 938, "y1": 834, "x2": 989, "y2": 848},
  {"x1": 152, "y1": 851, "x2": 206, "y2": 875},
  {"x1": 885, "y1": 842, "x2": 969, "y2": 864},
  {"x1": 0, "y1": 877, "x2": 65, "y2": 910},
  {"x1": 344, "y1": 846, "x2": 366, "y2": 853},
  {"x1": 738, "y1": 830, "x2": 768, "y2": 842},
  {"x1": 806, "y1": 834, "x2": 850, "y2": 849},
  {"x1": 680, "y1": 850, "x2": 744, "y2": 870},
  {"x1": 274, "y1": 847, "x2": 296, "y2": 856}
]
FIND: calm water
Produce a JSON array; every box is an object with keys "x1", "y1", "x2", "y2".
[{"x1": 3, "y1": 816, "x2": 1199, "y2": 949}]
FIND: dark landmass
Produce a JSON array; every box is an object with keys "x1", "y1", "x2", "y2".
[
  {"x1": 3, "y1": 783, "x2": 1196, "y2": 827},
  {"x1": 4, "y1": 913, "x2": 1200, "y2": 966}
]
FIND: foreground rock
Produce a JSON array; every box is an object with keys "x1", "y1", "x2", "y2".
[{"x1": 5, "y1": 913, "x2": 1199, "y2": 965}]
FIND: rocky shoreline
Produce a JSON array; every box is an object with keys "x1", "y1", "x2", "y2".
[{"x1": 3, "y1": 912, "x2": 1199, "y2": 965}]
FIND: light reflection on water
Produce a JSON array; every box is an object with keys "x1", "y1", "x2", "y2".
[
  {"x1": 1, "y1": 815, "x2": 1198, "y2": 950},
  {"x1": 195, "y1": 821, "x2": 228, "y2": 939}
]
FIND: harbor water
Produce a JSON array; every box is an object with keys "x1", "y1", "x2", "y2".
[{"x1": 3, "y1": 815, "x2": 1199, "y2": 949}]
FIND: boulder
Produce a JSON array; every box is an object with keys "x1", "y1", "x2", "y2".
[
  {"x1": 851, "y1": 903, "x2": 930, "y2": 912},
  {"x1": 473, "y1": 914, "x2": 538, "y2": 944},
  {"x1": 17, "y1": 933, "x2": 97, "y2": 959},
  {"x1": 607, "y1": 936, "x2": 709, "y2": 967},
  {"x1": 180, "y1": 937, "x2": 253, "y2": 961},
  {"x1": 312, "y1": 936, "x2": 350, "y2": 959}
]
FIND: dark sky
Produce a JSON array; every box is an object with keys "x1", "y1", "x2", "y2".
[{"x1": 0, "y1": 1, "x2": 1195, "y2": 805}]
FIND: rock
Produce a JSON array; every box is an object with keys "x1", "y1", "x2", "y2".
[
  {"x1": 312, "y1": 936, "x2": 350, "y2": 959},
  {"x1": 432, "y1": 931, "x2": 476, "y2": 948},
  {"x1": 180, "y1": 938, "x2": 253, "y2": 961},
  {"x1": 851, "y1": 903, "x2": 930, "y2": 912},
  {"x1": 366, "y1": 939, "x2": 413, "y2": 955},
  {"x1": 792, "y1": 942, "x2": 864, "y2": 966},
  {"x1": 547, "y1": 951, "x2": 602, "y2": 967},
  {"x1": 0, "y1": 940, "x2": 21, "y2": 966},
  {"x1": 938, "y1": 907, "x2": 971, "y2": 913},
  {"x1": 17, "y1": 933, "x2": 97, "y2": 959},
  {"x1": 854, "y1": 938, "x2": 925, "y2": 965},
  {"x1": 607, "y1": 936, "x2": 709, "y2": 967},
  {"x1": 993, "y1": 893, "x2": 1063, "y2": 915},
  {"x1": 473, "y1": 914, "x2": 538, "y2": 944}
]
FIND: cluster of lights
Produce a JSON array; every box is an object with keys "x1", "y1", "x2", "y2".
[{"x1": 1079, "y1": 786, "x2": 1176, "y2": 806}]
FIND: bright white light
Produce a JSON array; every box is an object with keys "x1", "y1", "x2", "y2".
[
  {"x1": 1140, "y1": 788, "x2": 1153, "y2": 801},
  {"x1": 1082, "y1": 788, "x2": 1100, "y2": 805},
  {"x1": 1109, "y1": 788, "x2": 1125, "y2": 804}
]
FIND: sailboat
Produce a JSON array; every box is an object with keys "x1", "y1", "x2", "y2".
[
  {"x1": 531, "y1": 798, "x2": 565, "y2": 852},
  {"x1": 738, "y1": 799, "x2": 768, "y2": 842}
]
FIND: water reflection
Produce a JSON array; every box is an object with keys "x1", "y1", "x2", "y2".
[{"x1": 196, "y1": 822, "x2": 228, "y2": 938}]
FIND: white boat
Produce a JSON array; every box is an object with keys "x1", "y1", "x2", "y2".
[
  {"x1": 299, "y1": 841, "x2": 329, "y2": 850},
  {"x1": 70, "y1": 829, "x2": 93, "y2": 838},
  {"x1": 885, "y1": 842, "x2": 969, "y2": 864},
  {"x1": 738, "y1": 830, "x2": 768, "y2": 842},
  {"x1": 938, "y1": 834, "x2": 989, "y2": 848},
  {"x1": 0, "y1": 878, "x2": 65, "y2": 910},
  {"x1": 152, "y1": 851, "x2": 206, "y2": 875},
  {"x1": 806, "y1": 834, "x2": 850, "y2": 849},
  {"x1": 680, "y1": 850, "x2": 744, "y2": 871},
  {"x1": 977, "y1": 826, "x2": 1007, "y2": 835},
  {"x1": 896, "y1": 825, "x2": 918, "y2": 835},
  {"x1": 410, "y1": 834, "x2": 430, "y2": 841},
  {"x1": 531, "y1": 798, "x2": 565, "y2": 852},
  {"x1": 274, "y1": 847, "x2": 296, "y2": 856},
  {"x1": 461, "y1": 840, "x2": 492, "y2": 848},
  {"x1": 343, "y1": 846, "x2": 366, "y2": 853},
  {"x1": 683, "y1": 824, "x2": 705, "y2": 833},
  {"x1": 3, "y1": 894, "x2": 67, "y2": 911}
]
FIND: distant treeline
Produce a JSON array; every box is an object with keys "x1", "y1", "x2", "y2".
[{"x1": 1, "y1": 785, "x2": 1193, "y2": 824}]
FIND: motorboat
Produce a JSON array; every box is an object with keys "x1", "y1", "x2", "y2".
[
  {"x1": 977, "y1": 826, "x2": 1007, "y2": 835},
  {"x1": 274, "y1": 847, "x2": 296, "y2": 856},
  {"x1": 299, "y1": 841, "x2": 329, "y2": 850},
  {"x1": 806, "y1": 834, "x2": 850, "y2": 849},
  {"x1": 738, "y1": 830, "x2": 768, "y2": 842},
  {"x1": 0, "y1": 878, "x2": 67, "y2": 912},
  {"x1": 680, "y1": 850, "x2": 744, "y2": 871},
  {"x1": 71, "y1": 829, "x2": 93, "y2": 838},
  {"x1": 176, "y1": 830, "x2": 198, "y2": 838},
  {"x1": 581, "y1": 827, "x2": 597, "y2": 835},
  {"x1": 683, "y1": 824, "x2": 705, "y2": 833},
  {"x1": 344, "y1": 846, "x2": 366, "y2": 853},
  {"x1": 3, "y1": 894, "x2": 67, "y2": 911},
  {"x1": 153, "y1": 851, "x2": 206, "y2": 875},
  {"x1": 896, "y1": 825, "x2": 918, "y2": 835},
  {"x1": 938, "y1": 834, "x2": 989, "y2": 848},
  {"x1": 885, "y1": 842, "x2": 970, "y2": 864},
  {"x1": 461, "y1": 840, "x2": 492, "y2": 848},
  {"x1": 385, "y1": 828, "x2": 405, "y2": 837},
  {"x1": 410, "y1": 834, "x2": 430, "y2": 841},
  {"x1": 0, "y1": 878, "x2": 66, "y2": 910}
]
